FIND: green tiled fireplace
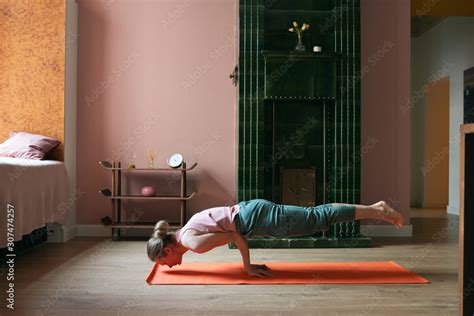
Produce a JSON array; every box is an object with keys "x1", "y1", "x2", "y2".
[{"x1": 234, "y1": 0, "x2": 370, "y2": 248}]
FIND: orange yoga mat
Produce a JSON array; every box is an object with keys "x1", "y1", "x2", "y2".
[{"x1": 146, "y1": 261, "x2": 429, "y2": 285}]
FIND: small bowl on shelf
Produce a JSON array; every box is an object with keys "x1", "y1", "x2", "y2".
[{"x1": 141, "y1": 186, "x2": 156, "y2": 197}]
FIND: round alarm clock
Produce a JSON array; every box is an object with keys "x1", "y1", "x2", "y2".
[{"x1": 167, "y1": 153, "x2": 183, "y2": 168}]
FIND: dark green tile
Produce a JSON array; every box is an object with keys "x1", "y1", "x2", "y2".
[
  {"x1": 264, "y1": 238, "x2": 289, "y2": 248},
  {"x1": 289, "y1": 237, "x2": 314, "y2": 248}
]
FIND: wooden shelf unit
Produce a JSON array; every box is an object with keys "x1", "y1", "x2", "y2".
[
  {"x1": 99, "y1": 189, "x2": 196, "y2": 200},
  {"x1": 99, "y1": 161, "x2": 197, "y2": 171},
  {"x1": 99, "y1": 161, "x2": 197, "y2": 240}
]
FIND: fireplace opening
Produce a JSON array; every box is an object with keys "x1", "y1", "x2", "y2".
[
  {"x1": 281, "y1": 167, "x2": 316, "y2": 206},
  {"x1": 264, "y1": 100, "x2": 333, "y2": 206}
]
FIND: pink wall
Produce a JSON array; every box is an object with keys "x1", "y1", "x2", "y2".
[
  {"x1": 76, "y1": 0, "x2": 412, "y2": 227},
  {"x1": 360, "y1": 0, "x2": 411, "y2": 224},
  {"x1": 76, "y1": 0, "x2": 238, "y2": 224}
]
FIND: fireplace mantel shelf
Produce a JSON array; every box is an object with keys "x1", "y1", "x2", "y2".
[
  {"x1": 262, "y1": 50, "x2": 341, "y2": 60},
  {"x1": 262, "y1": 50, "x2": 338, "y2": 100},
  {"x1": 265, "y1": 95, "x2": 336, "y2": 101}
]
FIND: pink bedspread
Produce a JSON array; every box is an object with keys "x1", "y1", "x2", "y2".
[{"x1": 0, "y1": 157, "x2": 69, "y2": 248}]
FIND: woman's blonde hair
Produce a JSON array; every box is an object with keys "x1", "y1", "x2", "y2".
[{"x1": 146, "y1": 220, "x2": 175, "y2": 262}]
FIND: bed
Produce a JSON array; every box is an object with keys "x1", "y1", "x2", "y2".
[{"x1": 0, "y1": 157, "x2": 69, "y2": 248}]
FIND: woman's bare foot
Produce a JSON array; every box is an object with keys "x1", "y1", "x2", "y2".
[{"x1": 373, "y1": 201, "x2": 404, "y2": 229}]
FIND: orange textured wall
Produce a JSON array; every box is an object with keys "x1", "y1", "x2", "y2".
[{"x1": 0, "y1": 0, "x2": 65, "y2": 160}]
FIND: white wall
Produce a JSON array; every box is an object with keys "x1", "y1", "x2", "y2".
[{"x1": 411, "y1": 17, "x2": 474, "y2": 215}]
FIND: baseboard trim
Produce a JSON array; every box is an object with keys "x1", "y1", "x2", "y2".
[
  {"x1": 77, "y1": 225, "x2": 153, "y2": 237},
  {"x1": 62, "y1": 225, "x2": 78, "y2": 242},
  {"x1": 46, "y1": 223, "x2": 64, "y2": 243},
  {"x1": 447, "y1": 204, "x2": 458, "y2": 215},
  {"x1": 360, "y1": 224, "x2": 413, "y2": 237},
  {"x1": 46, "y1": 223, "x2": 78, "y2": 243}
]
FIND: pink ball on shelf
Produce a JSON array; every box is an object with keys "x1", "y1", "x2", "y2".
[{"x1": 141, "y1": 186, "x2": 156, "y2": 197}]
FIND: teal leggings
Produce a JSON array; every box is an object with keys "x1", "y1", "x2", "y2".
[{"x1": 234, "y1": 199, "x2": 356, "y2": 238}]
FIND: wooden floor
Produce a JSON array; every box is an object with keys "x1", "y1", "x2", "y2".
[{"x1": 0, "y1": 208, "x2": 459, "y2": 316}]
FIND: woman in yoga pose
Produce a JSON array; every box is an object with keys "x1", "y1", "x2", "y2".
[{"x1": 147, "y1": 199, "x2": 403, "y2": 277}]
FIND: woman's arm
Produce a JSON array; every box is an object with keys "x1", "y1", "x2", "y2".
[
  {"x1": 181, "y1": 231, "x2": 236, "y2": 253},
  {"x1": 233, "y1": 233, "x2": 251, "y2": 268},
  {"x1": 181, "y1": 231, "x2": 272, "y2": 277},
  {"x1": 233, "y1": 233, "x2": 272, "y2": 277}
]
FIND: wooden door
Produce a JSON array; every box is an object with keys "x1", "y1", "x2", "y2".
[{"x1": 423, "y1": 77, "x2": 450, "y2": 208}]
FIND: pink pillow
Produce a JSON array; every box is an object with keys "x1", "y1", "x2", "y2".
[{"x1": 0, "y1": 132, "x2": 60, "y2": 160}]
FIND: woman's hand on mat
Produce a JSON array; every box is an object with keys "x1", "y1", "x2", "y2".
[{"x1": 245, "y1": 264, "x2": 273, "y2": 277}]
